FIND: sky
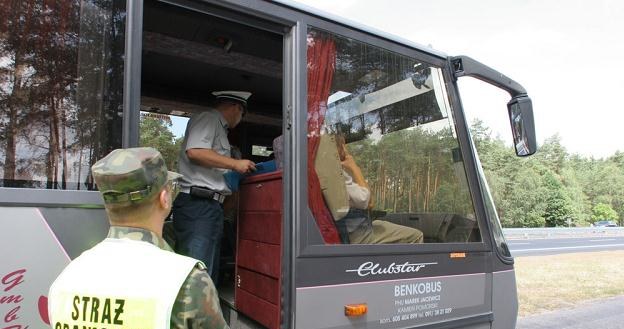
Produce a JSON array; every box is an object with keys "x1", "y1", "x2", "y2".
[{"x1": 290, "y1": 0, "x2": 624, "y2": 159}]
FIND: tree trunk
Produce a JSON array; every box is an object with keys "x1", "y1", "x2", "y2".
[
  {"x1": 3, "y1": 57, "x2": 28, "y2": 182},
  {"x1": 433, "y1": 171, "x2": 439, "y2": 201},
  {"x1": 408, "y1": 175, "x2": 413, "y2": 212},
  {"x1": 379, "y1": 159, "x2": 386, "y2": 209},
  {"x1": 414, "y1": 176, "x2": 420, "y2": 212},
  {"x1": 425, "y1": 157, "x2": 431, "y2": 211},
  {"x1": 3, "y1": 1, "x2": 34, "y2": 183},
  {"x1": 48, "y1": 96, "x2": 60, "y2": 188},
  {"x1": 393, "y1": 178, "x2": 398, "y2": 212},
  {"x1": 60, "y1": 98, "x2": 68, "y2": 189}
]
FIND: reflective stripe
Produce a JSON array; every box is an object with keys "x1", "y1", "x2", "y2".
[
  {"x1": 49, "y1": 239, "x2": 198, "y2": 329},
  {"x1": 51, "y1": 292, "x2": 157, "y2": 328}
]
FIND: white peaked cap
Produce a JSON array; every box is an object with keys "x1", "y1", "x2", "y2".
[{"x1": 212, "y1": 91, "x2": 252, "y2": 106}]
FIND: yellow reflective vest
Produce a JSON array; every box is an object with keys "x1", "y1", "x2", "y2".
[{"x1": 48, "y1": 238, "x2": 198, "y2": 329}]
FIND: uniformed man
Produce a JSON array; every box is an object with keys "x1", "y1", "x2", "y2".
[
  {"x1": 48, "y1": 147, "x2": 229, "y2": 329},
  {"x1": 173, "y1": 91, "x2": 256, "y2": 284}
]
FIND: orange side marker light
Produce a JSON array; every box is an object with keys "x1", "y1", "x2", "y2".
[
  {"x1": 450, "y1": 252, "x2": 466, "y2": 258},
  {"x1": 344, "y1": 303, "x2": 368, "y2": 317}
]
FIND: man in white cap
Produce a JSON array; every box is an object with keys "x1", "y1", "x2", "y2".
[{"x1": 173, "y1": 91, "x2": 256, "y2": 284}]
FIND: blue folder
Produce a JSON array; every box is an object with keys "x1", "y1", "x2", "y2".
[{"x1": 223, "y1": 160, "x2": 277, "y2": 192}]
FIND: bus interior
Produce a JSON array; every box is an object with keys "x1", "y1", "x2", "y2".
[
  {"x1": 141, "y1": 0, "x2": 284, "y2": 162},
  {"x1": 140, "y1": 0, "x2": 284, "y2": 309}
]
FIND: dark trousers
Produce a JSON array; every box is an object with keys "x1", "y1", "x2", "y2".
[
  {"x1": 334, "y1": 208, "x2": 369, "y2": 244},
  {"x1": 172, "y1": 192, "x2": 223, "y2": 284}
]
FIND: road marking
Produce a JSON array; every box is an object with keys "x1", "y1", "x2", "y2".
[
  {"x1": 512, "y1": 243, "x2": 624, "y2": 253},
  {"x1": 508, "y1": 242, "x2": 531, "y2": 245},
  {"x1": 589, "y1": 239, "x2": 616, "y2": 242}
]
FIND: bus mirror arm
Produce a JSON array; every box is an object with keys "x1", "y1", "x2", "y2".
[
  {"x1": 451, "y1": 56, "x2": 537, "y2": 156},
  {"x1": 451, "y1": 55, "x2": 526, "y2": 97}
]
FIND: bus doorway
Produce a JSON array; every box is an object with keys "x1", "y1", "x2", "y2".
[{"x1": 139, "y1": 1, "x2": 285, "y2": 327}]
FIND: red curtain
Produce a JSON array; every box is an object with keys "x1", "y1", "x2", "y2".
[{"x1": 307, "y1": 35, "x2": 341, "y2": 244}]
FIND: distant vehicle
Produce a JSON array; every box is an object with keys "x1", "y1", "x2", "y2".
[{"x1": 593, "y1": 220, "x2": 619, "y2": 227}]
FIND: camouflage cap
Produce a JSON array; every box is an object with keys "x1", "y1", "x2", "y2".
[{"x1": 92, "y1": 147, "x2": 182, "y2": 204}]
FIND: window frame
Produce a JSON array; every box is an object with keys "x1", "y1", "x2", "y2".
[{"x1": 296, "y1": 19, "x2": 493, "y2": 257}]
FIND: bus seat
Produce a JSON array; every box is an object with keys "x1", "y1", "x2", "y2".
[
  {"x1": 445, "y1": 215, "x2": 477, "y2": 242},
  {"x1": 314, "y1": 134, "x2": 351, "y2": 243},
  {"x1": 382, "y1": 213, "x2": 453, "y2": 242},
  {"x1": 273, "y1": 134, "x2": 348, "y2": 243},
  {"x1": 314, "y1": 134, "x2": 350, "y2": 222},
  {"x1": 273, "y1": 135, "x2": 284, "y2": 169}
]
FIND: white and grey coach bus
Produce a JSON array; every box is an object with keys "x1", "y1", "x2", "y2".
[{"x1": 0, "y1": 0, "x2": 537, "y2": 328}]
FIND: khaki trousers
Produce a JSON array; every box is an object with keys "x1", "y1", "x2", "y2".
[{"x1": 349, "y1": 220, "x2": 424, "y2": 244}]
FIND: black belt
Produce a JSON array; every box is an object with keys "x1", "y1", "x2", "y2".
[{"x1": 189, "y1": 186, "x2": 226, "y2": 203}]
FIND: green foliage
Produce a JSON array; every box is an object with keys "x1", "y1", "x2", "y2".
[
  {"x1": 139, "y1": 115, "x2": 182, "y2": 171},
  {"x1": 471, "y1": 120, "x2": 624, "y2": 227},
  {"x1": 350, "y1": 127, "x2": 474, "y2": 216},
  {"x1": 542, "y1": 171, "x2": 574, "y2": 227},
  {"x1": 591, "y1": 203, "x2": 618, "y2": 222}
]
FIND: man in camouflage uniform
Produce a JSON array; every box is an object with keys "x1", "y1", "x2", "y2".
[{"x1": 48, "y1": 147, "x2": 229, "y2": 329}]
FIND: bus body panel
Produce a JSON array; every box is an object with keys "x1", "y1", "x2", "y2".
[
  {"x1": 295, "y1": 273, "x2": 491, "y2": 329},
  {"x1": 0, "y1": 206, "x2": 108, "y2": 327},
  {"x1": 492, "y1": 270, "x2": 519, "y2": 329}
]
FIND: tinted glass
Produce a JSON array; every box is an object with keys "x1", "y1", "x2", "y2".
[
  {"x1": 0, "y1": 0, "x2": 126, "y2": 190},
  {"x1": 307, "y1": 28, "x2": 479, "y2": 245}
]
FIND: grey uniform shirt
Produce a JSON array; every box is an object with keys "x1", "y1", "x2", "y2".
[{"x1": 178, "y1": 109, "x2": 232, "y2": 194}]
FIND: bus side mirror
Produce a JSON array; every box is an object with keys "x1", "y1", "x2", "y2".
[{"x1": 507, "y1": 95, "x2": 537, "y2": 156}]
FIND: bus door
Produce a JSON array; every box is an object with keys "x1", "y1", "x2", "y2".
[
  {"x1": 138, "y1": 1, "x2": 293, "y2": 327},
  {"x1": 290, "y1": 22, "x2": 501, "y2": 329}
]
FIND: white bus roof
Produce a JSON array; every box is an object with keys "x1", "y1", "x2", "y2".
[{"x1": 271, "y1": 0, "x2": 449, "y2": 59}]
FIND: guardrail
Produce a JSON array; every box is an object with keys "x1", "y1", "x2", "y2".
[{"x1": 503, "y1": 227, "x2": 624, "y2": 239}]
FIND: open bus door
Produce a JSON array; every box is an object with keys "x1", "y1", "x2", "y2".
[
  {"x1": 289, "y1": 26, "x2": 501, "y2": 329},
  {"x1": 139, "y1": 1, "x2": 289, "y2": 327}
]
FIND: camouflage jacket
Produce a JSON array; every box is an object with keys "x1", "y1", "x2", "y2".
[{"x1": 108, "y1": 226, "x2": 229, "y2": 329}]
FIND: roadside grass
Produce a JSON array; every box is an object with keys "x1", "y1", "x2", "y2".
[{"x1": 515, "y1": 250, "x2": 624, "y2": 317}]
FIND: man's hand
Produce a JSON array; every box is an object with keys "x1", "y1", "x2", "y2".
[
  {"x1": 232, "y1": 159, "x2": 256, "y2": 174},
  {"x1": 341, "y1": 154, "x2": 357, "y2": 174}
]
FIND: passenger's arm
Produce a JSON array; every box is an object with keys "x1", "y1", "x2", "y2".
[
  {"x1": 342, "y1": 154, "x2": 374, "y2": 209},
  {"x1": 342, "y1": 155, "x2": 368, "y2": 189},
  {"x1": 187, "y1": 148, "x2": 255, "y2": 174}
]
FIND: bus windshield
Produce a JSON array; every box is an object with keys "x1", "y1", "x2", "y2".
[{"x1": 307, "y1": 28, "x2": 480, "y2": 245}]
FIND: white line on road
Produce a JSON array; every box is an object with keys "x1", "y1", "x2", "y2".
[
  {"x1": 513, "y1": 243, "x2": 624, "y2": 253},
  {"x1": 508, "y1": 242, "x2": 531, "y2": 245},
  {"x1": 589, "y1": 239, "x2": 616, "y2": 242}
]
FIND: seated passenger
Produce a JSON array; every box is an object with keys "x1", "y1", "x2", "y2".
[{"x1": 335, "y1": 135, "x2": 424, "y2": 244}]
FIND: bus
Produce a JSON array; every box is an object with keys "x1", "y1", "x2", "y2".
[{"x1": 0, "y1": 1, "x2": 536, "y2": 328}]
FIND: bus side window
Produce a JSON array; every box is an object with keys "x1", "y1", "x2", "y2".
[{"x1": 1, "y1": 1, "x2": 125, "y2": 191}]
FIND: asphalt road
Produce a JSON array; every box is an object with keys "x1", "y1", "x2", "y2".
[
  {"x1": 508, "y1": 236, "x2": 624, "y2": 256},
  {"x1": 511, "y1": 237, "x2": 624, "y2": 328},
  {"x1": 516, "y1": 295, "x2": 624, "y2": 329}
]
